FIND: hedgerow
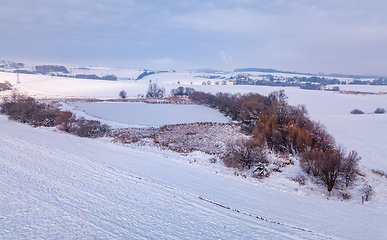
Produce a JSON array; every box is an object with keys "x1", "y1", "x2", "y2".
[
  {"x1": 189, "y1": 90, "x2": 362, "y2": 191},
  {"x1": 0, "y1": 93, "x2": 110, "y2": 138}
]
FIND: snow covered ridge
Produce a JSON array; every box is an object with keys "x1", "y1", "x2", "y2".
[{"x1": 3, "y1": 114, "x2": 386, "y2": 239}]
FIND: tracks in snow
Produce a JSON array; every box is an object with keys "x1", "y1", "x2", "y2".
[{"x1": 105, "y1": 165, "x2": 332, "y2": 239}]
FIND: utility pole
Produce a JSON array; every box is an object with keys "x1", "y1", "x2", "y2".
[{"x1": 16, "y1": 65, "x2": 21, "y2": 84}]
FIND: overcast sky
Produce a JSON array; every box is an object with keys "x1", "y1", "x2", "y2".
[{"x1": 1, "y1": 0, "x2": 387, "y2": 75}]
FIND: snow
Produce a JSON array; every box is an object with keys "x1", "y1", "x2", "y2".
[
  {"x1": 1, "y1": 70, "x2": 387, "y2": 239},
  {"x1": 68, "y1": 102, "x2": 230, "y2": 127},
  {"x1": 1, "y1": 115, "x2": 386, "y2": 239}
]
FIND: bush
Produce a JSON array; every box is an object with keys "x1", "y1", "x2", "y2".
[
  {"x1": 301, "y1": 149, "x2": 343, "y2": 191},
  {"x1": 30, "y1": 104, "x2": 60, "y2": 127},
  {"x1": 170, "y1": 86, "x2": 196, "y2": 96},
  {"x1": 0, "y1": 94, "x2": 110, "y2": 138},
  {"x1": 146, "y1": 83, "x2": 165, "y2": 98},
  {"x1": 74, "y1": 117, "x2": 111, "y2": 138},
  {"x1": 119, "y1": 90, "x2": 127, "y2": 99},
  {"x1": 362, "y1": 183, "x2": 373, "y2": 202},
  {"x1": 291, "y1": 174, "x2": 308, "y2": 186},
  {"x1": 170, "y1": 86, "x2": 185, "y2": 96},
  {"x1": 223, "y1": 139, "x2": 267, "y2": 170},
  {"x1": 300, "y1": 149, "x2": 360, "y2": 191},
  {"x1": 252, "y1": 162, "x2": 269, "y2": 178},
  {"x1": 55, "y1": 111, "x2": 77, "y2": 132},
  {"x1": 374, "y1": 108, "x2": 385, "y2": 114},
  {"x1": 351, "y1": 109, "x2": 364, "y2": 114},
  {"x1": 189, "y1": 90, "x2": 337, "y2": 155},
  {"x1": 0, "y1": 81, "x2": 12, "y2": 91},
  {"x1": 341, "y1": 150, "x2": 360, "y2": 187},
  {"x1": 1, "y1": 93, "x2": 59, "y2": 127}
]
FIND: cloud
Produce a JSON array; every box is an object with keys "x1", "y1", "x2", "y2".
[
  {"x1": 148, "y1": 58, "x2": 177, "y2": 68},
  {"x1": 219, "y1": 51, "x2": 233, "y2": 64},
  {"x1": 2, "y1": 0, "x2": 387, "y2": 75}
]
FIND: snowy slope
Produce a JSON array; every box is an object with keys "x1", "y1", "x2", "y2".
[
  {"x1": 1, "y1": 115, "x2": 386, "y2": 239},
  {"x1": 1, "y1": 70, "x2": 386, "y2": 174},
  {"x1": 1, "y1": 70, "x2": 387, "y2": 239}
]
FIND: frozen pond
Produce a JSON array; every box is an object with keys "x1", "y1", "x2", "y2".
[{"x1": 70, "y1": 102, "x2": 230, "y2": 127}]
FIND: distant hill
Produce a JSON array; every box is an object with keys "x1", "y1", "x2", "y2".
[
  {"x1": 191, "y1": 69, "x2": 225, "y2": 73},
  {"x1": 234, "y1": 67, "x2": 299, "y2": 75},
  {"x1": 36, "y1": 65, "x2": 69, "y2": 74},
  {"x1": 234, "y1": 67, "x2": 382, "y2": 79}
]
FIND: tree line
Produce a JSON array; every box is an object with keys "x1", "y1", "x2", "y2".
[
  {"x1": 0, "y1": 93, "x2": 110, "y2": 138},
  {"x1": 189, "y1": 90, "x2": 361, "y2": 192}
]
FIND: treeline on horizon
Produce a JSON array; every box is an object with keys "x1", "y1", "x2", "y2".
[
  {"x1": 234, "y1": 67, "x2": 383, "y2": 79},
  {"x1": 13, "y1": 65, "x2": 118, "y2": 81}
]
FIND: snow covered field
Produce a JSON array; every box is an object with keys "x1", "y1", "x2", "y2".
[
  {"x1": 1, "y1": 70, "x2": 387, "y2": 239},
  {"x1": 1, "y1": 115, "x2": 386, "y2": 239}
]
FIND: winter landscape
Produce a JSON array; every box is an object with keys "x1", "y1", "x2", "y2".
[
  {"x1": 0, "y1": 64, "x2": 386, "y2": 239},
  {"x1": 2, "y1": 1, "x2": 387, "y2": 239}
]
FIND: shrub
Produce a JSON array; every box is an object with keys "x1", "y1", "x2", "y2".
[
  {"x1": 252, "y1": 162, "x2": 269, "y2": 178},
  {"x1": 223, "y1": 139, "x2": 267, "y2": 170},
  {"x1": 301, "y1": 149, "x2": 343, "y2": 192},
  {"x1": 0, "y1": 93, "x2": 111, "y2": 138},
  {"x1": 351, "y1": 109, "x2": 364, "y2": 114},
  {"x1": 300, "y1": 149, "x2": 360, "y2": 191},
  {"x1": 55, "y1": 111, "x2": 77, "y2": 132},
  {"x1": 374, "y1": 108, "x2": 385, "y2": 114},
  {"x1": 291, "y1": 174, "x2": 308, "y2": 186},
  {"x1": 170, "y1": 86, "x2": 185, "y2": 96},
  {"x1": 74, "y1": 117, "x2": 111, "y2": 138},
  {"x1": 170, "y1": 86, "x2": 196, "y2": 96},
  {"x1": 146, "y1": 83, "x2": 165, "y2": 98},
  {"x1": 119, "y1": 90, "x2": 127, "y2": 99},
  {"x1": 190, "y1": 90, "x2": 337, "y2": 155},
  {"x1": 0, "y1": 81, "x2": 12, "y2": 91},
  {"x1": 1, "y1": 93, "x2": 59, "y2": 127},
  {"x1": 341, "y1": 150, "x2": 360, "y2": 187},
  {"x1": 341, "y1": 192, "x2": 351, "y2": 200},
  {"x1": 1, "y1": 92, "x2": 20, "y2": 115},
  {"x1": 30, "y1": 104, "x2": 60, "y2": 127},
  {"x1": 362, "y1": 183, "x2": 373, "y2": 202}
]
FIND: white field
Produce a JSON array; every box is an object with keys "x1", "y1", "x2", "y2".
[
  {"x1": 67, "y1": 102, "x2": 230, "y2": 128},
  {"x1": 1, "y1": 70, "x2": 387, "y2": 239}
]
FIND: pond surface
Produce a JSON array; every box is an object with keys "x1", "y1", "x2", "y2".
[{"x1": 71, "y1": 102, "x2": 230, "y2": 127}]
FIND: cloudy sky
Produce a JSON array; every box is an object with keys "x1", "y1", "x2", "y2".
[{"x1": 1, "y1": 0, "x2": 387, "y2": 75}]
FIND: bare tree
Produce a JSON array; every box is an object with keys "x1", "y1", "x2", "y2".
[
  {"x1": 301, "y1": 149, "x2": 343, "y2": 192},
  {"x1": 146, "y1": 83, "x2": 165, "y2": 98},
  {"x1": 341, "y1": 150, "x2": 360, "y2": 187},
  {"x1": 301, "y1": 148, "x2": 361, "y2": 192},
  {"x1": 223, "y1": 139, "x2": 267, "y2": 170},
  {"x1": 55, "y1": 111, "x2": 77, "y2": 132},
  {"x1": 119, "y1": 90, "x2": 127, "y2": 99}
]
